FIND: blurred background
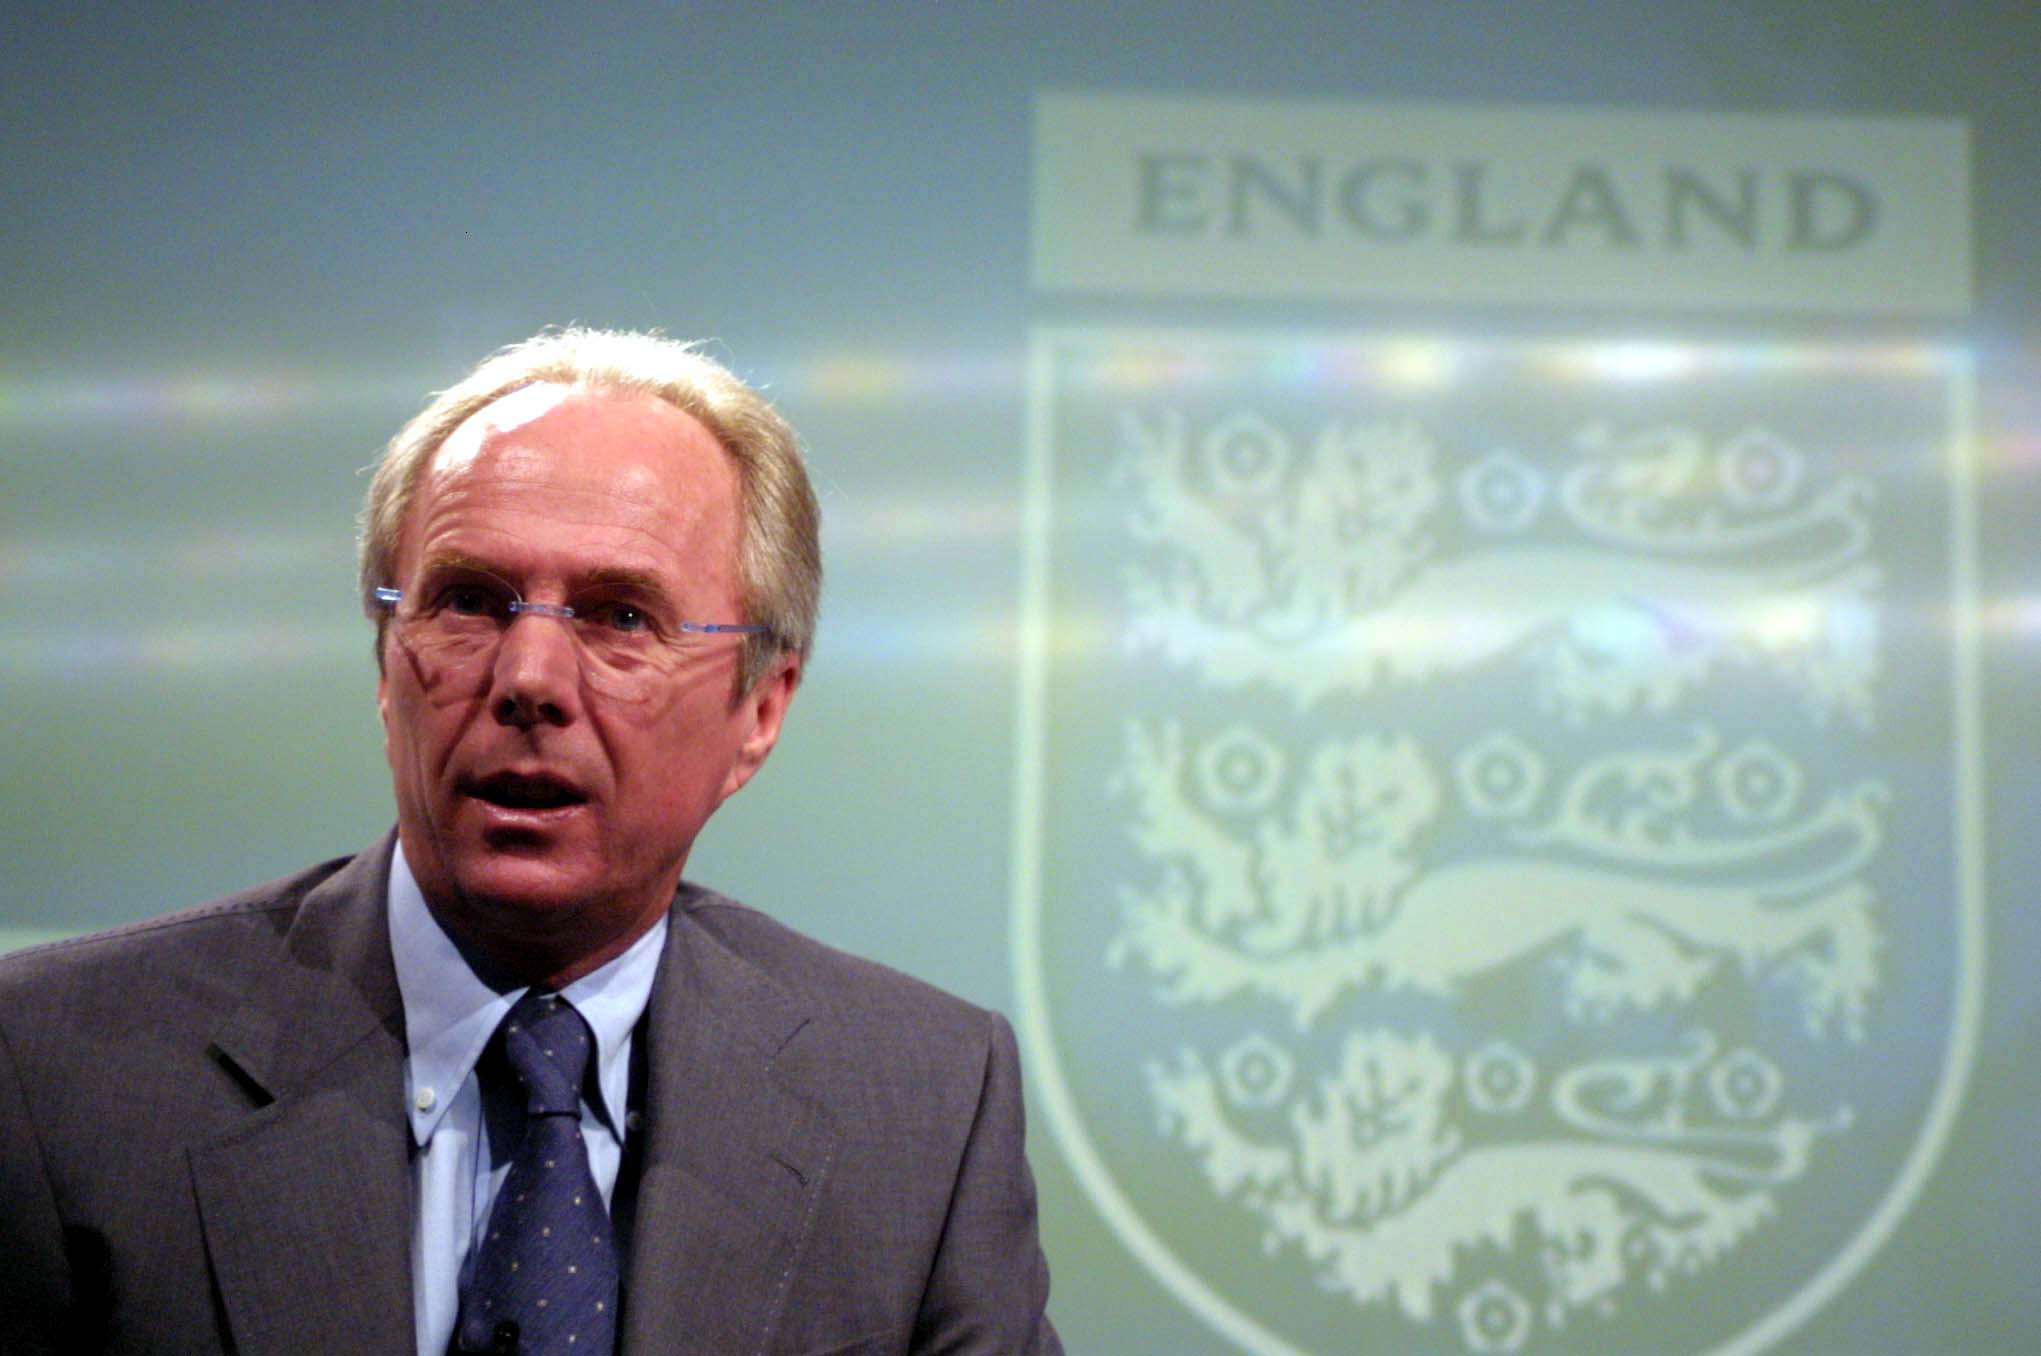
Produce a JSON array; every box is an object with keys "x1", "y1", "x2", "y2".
[{"x1": 4, "y1": 5, "x2": 2034, "y2": 1353}]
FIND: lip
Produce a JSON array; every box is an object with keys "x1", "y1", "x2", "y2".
[
  {"x1": 470, "y1": 799, "x2": 587, "y2": 834},
  {"x1": 458, "y1": 768, "x2": 592, "y2": 828}
]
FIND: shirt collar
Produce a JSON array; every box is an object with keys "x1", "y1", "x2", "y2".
[{"x1": 388, "y1": 841, "x2": 667, "y2": 1149}]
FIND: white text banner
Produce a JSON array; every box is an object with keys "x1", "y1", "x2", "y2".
[{"x1": 1032, "y1": 92, "x2": 1971, "y2": 315}]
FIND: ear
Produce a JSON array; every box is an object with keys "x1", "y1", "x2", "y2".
[{"x1": 718, "y1": 650, "x2": 802, "y2": 803}]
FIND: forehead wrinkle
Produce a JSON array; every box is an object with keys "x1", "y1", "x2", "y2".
[
  {"x1": 416, "y1": 454, "x2": 714, "y2": 540},
  {"x1": 426, "y1": 452, "x2": 656, "y2": 509},
  {"x1": 426, "y1": 441, "x2": 728, "y2": 533},
  {"x1": 412, "y1": 520, "x2": 699, "y2": 604}
]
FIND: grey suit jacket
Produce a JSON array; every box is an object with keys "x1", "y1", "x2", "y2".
[{"x1": 0, "y1": 837, "x2": 1061, "y2": 1355}]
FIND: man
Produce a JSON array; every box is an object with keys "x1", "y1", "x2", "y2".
[{"x1": 0, "y1": 329, "x2": 1062, "y2": 1355}]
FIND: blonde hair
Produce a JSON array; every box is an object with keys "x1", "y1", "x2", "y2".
[{"x1": 358, "y1": 328, "x2": 819, "y2": 690}]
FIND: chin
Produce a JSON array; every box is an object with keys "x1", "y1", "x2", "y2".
[{"x1": 454, "y1": 859, "x2": 600, "y2": 918}]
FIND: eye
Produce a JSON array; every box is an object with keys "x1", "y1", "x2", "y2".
[
  {"x1": 582, "y1": 600, "x2": 653, "y2": 634},
  {"x1": 430, "y1": 578, "x2": 513, "y2": 619},
  {"x1": 445, "y1": 584, "x2": 493, "y2": 615}
]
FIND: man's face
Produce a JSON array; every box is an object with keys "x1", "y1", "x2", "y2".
[{"x1": 377, "y1": 382, "x2": 797, "y2": 984}]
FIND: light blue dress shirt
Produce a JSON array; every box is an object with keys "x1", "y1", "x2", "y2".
[{"x1": 388, "y1": 844, "x2": 666, "y2": 1356}]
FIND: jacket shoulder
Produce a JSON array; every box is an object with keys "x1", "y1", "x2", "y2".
[
  {"x1": 674, "y1": 884, "x2": 996, "y2": 1046},
  {"x1": 0, "y1": 854, "x2": 356, "y2": 1023}
]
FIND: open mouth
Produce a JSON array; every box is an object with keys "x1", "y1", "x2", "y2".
[{"x1": 465, "y1": 771, "x2": 589, "y2": 811}]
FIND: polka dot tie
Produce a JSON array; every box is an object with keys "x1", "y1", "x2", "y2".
[{"x1": 452, "y1": 992, "x2": 619, "y2": 1354}]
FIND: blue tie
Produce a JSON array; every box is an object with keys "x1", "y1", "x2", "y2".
[{"x1": 452, "y1": 992, "x2": 620, "y2": 1355}]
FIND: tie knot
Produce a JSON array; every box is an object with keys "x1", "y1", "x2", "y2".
[{"x1": 499, "y1": 990, "x2": 593, "y2": 1117}]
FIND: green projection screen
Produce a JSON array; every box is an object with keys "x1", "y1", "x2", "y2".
[{"x1": 6, "y1": 8, "x2": 2036, "y2": 1355}]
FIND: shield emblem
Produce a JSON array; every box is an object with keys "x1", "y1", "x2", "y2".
[{"x1": 1012, "y1": 328, "x2": 1982, "y2": 1356}]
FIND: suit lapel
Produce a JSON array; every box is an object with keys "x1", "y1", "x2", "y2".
[
  {"x1": 622, "y1": 894, "x2": 841, "y2": 1356},
  {"x1": 188, "y1": 839, "x2": 416, "y2": 1356}
]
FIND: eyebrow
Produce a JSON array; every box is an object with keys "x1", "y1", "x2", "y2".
[
  {"x1": 575, "y1": 565, "x2": 672, "y2": 598},
  {"x1": 414, "y1": 551, "x2": 508, "y2": 581},
  {"x1": 414, "y1": 551, "x2": 674, "y2": 600}
]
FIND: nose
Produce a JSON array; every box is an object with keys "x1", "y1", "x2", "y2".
[{"x1": 489, "y1": 611, "x2": 582, "y2": 729}]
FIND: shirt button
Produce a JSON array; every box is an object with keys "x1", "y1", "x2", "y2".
[
  {"x1": 414, "y1": 1086, "x2": 437, "y2": 1112},
  {"x1": 625, "y1": 1110, "x2": 643, "y2": 1132}
]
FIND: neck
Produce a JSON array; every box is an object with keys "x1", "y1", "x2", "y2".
[{"x1": 423, "y1": 892, "x2": 668, "y2": 993}]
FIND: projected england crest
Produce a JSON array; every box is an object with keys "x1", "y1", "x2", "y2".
[{"x1": 1012, "y1": 330, "x2": 1980, "y2": 1356}]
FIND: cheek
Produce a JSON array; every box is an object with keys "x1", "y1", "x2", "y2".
[
  {"x1": 629, "y1": 702, "x2": 742, "y2": 800},
  {"x1": 382, "y1": 697, "x2": 420, "y2": 777},
  {"x1": 379, "y1": 675, "x2": 464, "y2": 777}
]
